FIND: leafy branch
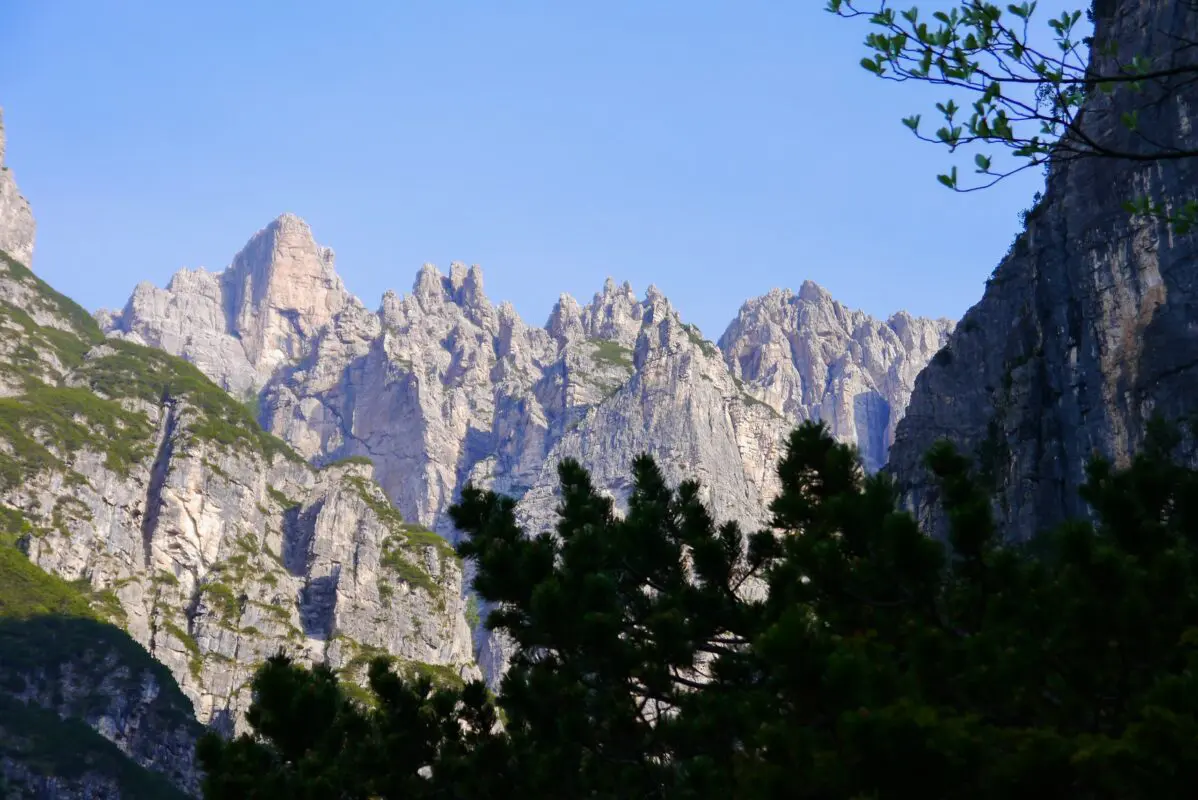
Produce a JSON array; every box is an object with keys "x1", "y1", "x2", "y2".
[{"x1": 828, "y1": 0, "x2": 1198, "y2": 230}]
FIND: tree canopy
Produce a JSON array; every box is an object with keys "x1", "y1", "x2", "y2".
[{"x1": 198, "y1": 419, "x2": 1198, "y2": 798}]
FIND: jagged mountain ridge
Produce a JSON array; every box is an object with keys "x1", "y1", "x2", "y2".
[
  {"x1": 0, "y1": 106, "x2": 478, "y2": 795},
  {"x1": 102, "y1": 215, "x2": 953, "y2": 538},
  {"x1": 0, "y1": 252, "x2": 476, "y2": 783},
  {"x1": 101, "y1": 213, "x2": 950, "y2": 685},
  {"x1": 721, "y1": 282, "x2": 953, "y2": 473}
]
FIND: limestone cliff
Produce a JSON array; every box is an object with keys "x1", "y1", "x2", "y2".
[
  {"x1": 0, "y1": 243, "x2": 476, "y2": 793},
  {"x1": 105, "y1": 229, "x2": 949, "y2": 538},
  {"x1": 888, "y1": 0, "x2": 1198, "y2": 541},
  {"x1": 100, "y1": 214, "x2": 349, "y2": 399},
  {"x1": 102, "y1": 220, "x2": 951, "y2": 687},
  {"x1": 720, "y1": 282, "x2": 953, "y2": 473},
  {"x1": 0, "y1": 108, "x2": 34, "y2": 269}
]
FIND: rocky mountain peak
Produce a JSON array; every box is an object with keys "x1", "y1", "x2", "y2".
[
  {"x1": 0, "y1": 107, "x2": 36, "y2": 267},
  {"x1": 221, "y1": 213, "x2": 347, "y2": 385},
  {"x1": 798, "y1": 279, "x2": 830, "y2": 303},
  {"x1": 447, "y1": 262, "x2": 491, "y2": 319},
  {"x1": 391, "y1": 262, "x2": 494, "y2": 331},
  {"x1": 447, "y1": 261, "x2": 485, "y2": 297},
  {"x1": 720, "y1": 282, "x2": 953, "y2": 472},
  {"x1": 413, "y1": 262, "x2": 444, "y2": 306},
  {"x1": 99, "y1": 213, "x2": 350, "y2": 395},
  {"x1": 547, "y1": 292, "x2": 585, "y2": 342},
  {"x1": 579, "y1": 277, "x2": 645, "y2": 348},
  {"x1": 225, "y1": 213, "x2": 346, "y2": 349}
]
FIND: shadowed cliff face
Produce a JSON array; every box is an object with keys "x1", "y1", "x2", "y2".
[
  {"x1": 887, "y1": 1, "x2": 1198, "y2": 541},
  {"x1": 0, "y1": 616, "x2": 201, "y2": 798}
]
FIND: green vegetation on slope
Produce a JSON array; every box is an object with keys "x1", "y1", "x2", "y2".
[
  {"x1": 0, "y1": 382, "x2": 154, "y2": 490},
  {"x1": 0, "y1": 250, "x2": 105, "y2": 345},
  {"x1": 342, "y1": 475, "x2": 456, "y2": 602},
  {"x1": 588, "y1": 338, "x2": 634, "y2": 370},
  {"x1": 333, "y1": 639, "x2": 467, "y2": 710},
  {"x1": 0, "y1": 530, "x2": 94, "y2": 619},
  {"x1": 322, "y1": 454, "x2": 375, "y2": 469},
  {"x1": 267, "y1": 485, "x2": 301, "y2": 510},
  {"x1": 681, "y1": 322, "x2": 720, "y2": 358},
  {"x1": 77, "y1": 339, "x2": 301, "y2": 463},
  {"x1": 0, "y1": 250, "x2": 302, "y2": 494},
  {"x1": 0, "y1": 300, "x2": 94, "y2": 378}
]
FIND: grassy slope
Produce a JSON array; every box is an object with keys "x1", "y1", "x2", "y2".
[{"x1": 0, "y1": 249, "x2": 302, "y2": 493}]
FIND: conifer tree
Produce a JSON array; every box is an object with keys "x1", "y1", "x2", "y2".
[{"x1": 199, "y1": 419, "x2": 1198, "y2": 798}]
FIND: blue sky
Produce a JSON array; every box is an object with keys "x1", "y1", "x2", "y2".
[{"x1": 1, "y1": 1, "x2": 1069, "y2": 339}]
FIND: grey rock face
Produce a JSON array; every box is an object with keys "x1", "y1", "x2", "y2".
[
  {"x1": 887, "y1": 0, "x2": 1198, "y2": 542},
  {"x1": 0, "y1": 618, "x2": 203, "y2": 797},
  {"x1": 720, "y1": 282, "x2": 953, "y2": 472},
  {"x1": 0, "y1": 250, "x2": 474, "y2": 768},
  {"x1": 106, "y1": 237, "x2": 949, "y2": 535},
  {"x1": 0, "y1": 108, "x2": 35, "y2": 268},
  {"x1": 104, "y1": 213, "x2": 349, "y2": 398},
  {"x1": 11, "y1": 415, "x2": 477, "y2": 735},
  {"x1": 101, "y1": 214, "x2": 953, "y2": 684},
  {"x1": 519, "y1": 290, "x2": 791, "y2": 534}
]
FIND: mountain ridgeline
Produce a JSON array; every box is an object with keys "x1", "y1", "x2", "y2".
[
  {"x1": 0, "y1": 100, "x2": 952, "y2": 795},
  {"x1": 98, "y1": 212, "x2": 952, "y2": 680},
  {"x1": 0, "y1": 110, "x2": 472, "y2": 797},
  {"x1": 100, "y1": 216, "x2": 953, "y2": 534}
]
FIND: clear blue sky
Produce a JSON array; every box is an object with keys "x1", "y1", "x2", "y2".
[{"x1": 0, "y1": 1, "x2": 1069, "y2": 339}]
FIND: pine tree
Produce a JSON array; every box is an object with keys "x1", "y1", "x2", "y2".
[{"x1": 199, "y1": 419, "x2": 1198, "y2": 798}]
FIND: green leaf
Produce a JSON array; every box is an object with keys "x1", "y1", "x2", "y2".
[
  {"x1": 937, "y1": 166, "x2": 959, "y2": 189},
  {"x1": 860, "y1": 57, "x2": 884, "y2": 75}
]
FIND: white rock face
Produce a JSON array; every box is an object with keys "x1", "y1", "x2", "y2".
[
  {"x1": 101, "y1": 216, "x2": 952, "y2": 685},
  {"x1": 0, "y1": 258, "x2": 476, "y2": 736},
  {"x1": 0, "y1": 108, "x2": 35, "y2": 267},
  {"x1": 720, "y1": 282, "x2": 954, "y2": 472},
  {"x1": 103, "y1": 214, "x2": 349, "y2": 398}
]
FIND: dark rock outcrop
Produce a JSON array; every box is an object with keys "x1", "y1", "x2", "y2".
[{"x1": 888, "y1": 1, "x2": 1198, "y2": 541}]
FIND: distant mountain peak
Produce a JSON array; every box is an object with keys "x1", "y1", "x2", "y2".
[
  {"x1": 0, "y1": 106, "x2": 36, "y2": 267},
  {"x1": 720, "y1": 283, "x2": 953, "y2": 472}
]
